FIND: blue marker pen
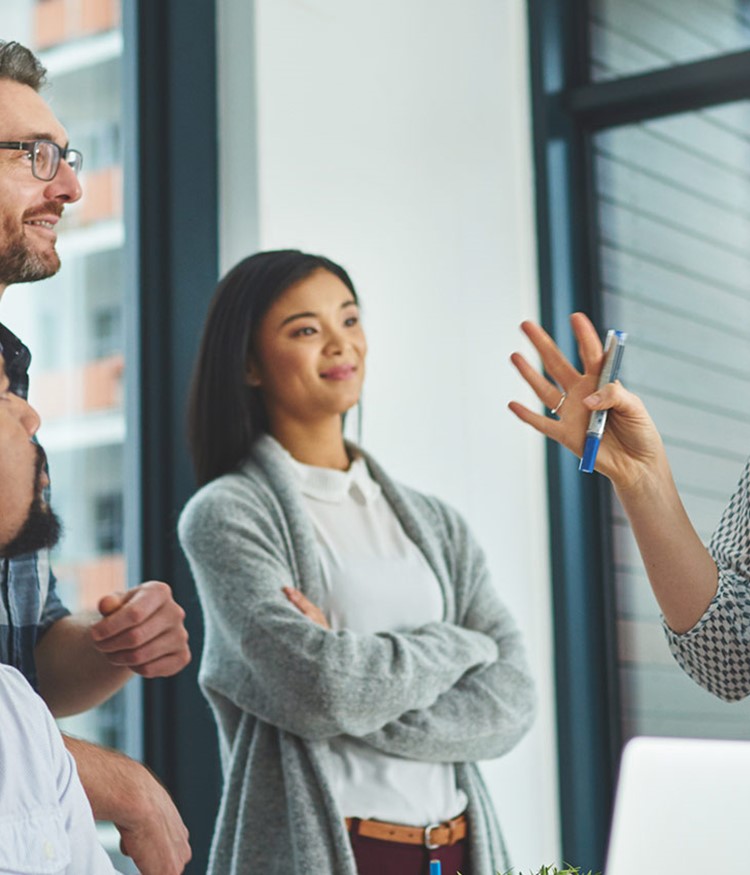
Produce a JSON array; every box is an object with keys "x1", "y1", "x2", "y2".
[
  {"x1": 430, "y1": 861, "x2": 442, "y2": 875},
  {"x1": 579, "y1": 329, "x2": 627, "y2": 474}
]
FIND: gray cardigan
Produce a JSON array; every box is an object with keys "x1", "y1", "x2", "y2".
[{"x1": 178, "y1": 435, "x2": 536, "y2": 875}]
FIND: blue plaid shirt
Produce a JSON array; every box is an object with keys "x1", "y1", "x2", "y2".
[{"x1": 0, "y1": 323, "x2": 70, "y2": 689}]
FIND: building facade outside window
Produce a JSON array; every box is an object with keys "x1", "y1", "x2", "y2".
[{"x1": 0, "y1": 2, "x2": 137, "y2": 869}]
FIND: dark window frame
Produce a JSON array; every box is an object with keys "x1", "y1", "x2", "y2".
[
  {"x1": 527, "y1": 1, "x2": 750, "y2": 868},
  {"x1": 122, "y1": 3, "x2": 238, "y2": 871}
]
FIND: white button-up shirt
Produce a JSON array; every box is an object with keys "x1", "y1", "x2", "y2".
[
  {"x1": 284, "y1": 449, "x2": 468, "y2": 824},
  {"x1": 0, "y1": 665, "x2": 120, "y2": 874}
]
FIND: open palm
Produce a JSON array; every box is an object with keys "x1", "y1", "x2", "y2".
[{"x1": 508, "y1": 312, "x2": 665, "y2": 491}]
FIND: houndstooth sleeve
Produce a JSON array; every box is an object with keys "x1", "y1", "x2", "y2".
[{"x1": 664, "y1": 457, "x2": 750, "y2": 701}]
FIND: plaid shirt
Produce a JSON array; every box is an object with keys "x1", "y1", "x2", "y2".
[{"x1": 0, "y1": 323, "x2": 70, "y2": 689}]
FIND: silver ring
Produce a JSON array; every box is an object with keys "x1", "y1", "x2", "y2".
[{"x1": 550, "y1": 391, "x2": 567, "y2": 416}]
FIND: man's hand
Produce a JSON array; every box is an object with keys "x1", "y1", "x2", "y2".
[
  {"x1": 65, "y1": 736, "x2": 191, "y2": 875},
  {"x1": 91, "y1": 581, "x2": 191, "y2": 678},
  {"x1": 115, "y1": 767, "x2": 192, "y2": 875},
  {"x1": 36, "y1": 583, "x2": 190, "y2": 716}
]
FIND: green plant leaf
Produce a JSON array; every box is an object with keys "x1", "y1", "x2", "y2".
[{"x1": 491, "y1": 866, "x2": 601, "y2": 875}]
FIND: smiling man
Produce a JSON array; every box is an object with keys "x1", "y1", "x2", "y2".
[{"x1": 0, "y1": 41, "x2": 191, "y2": 874}]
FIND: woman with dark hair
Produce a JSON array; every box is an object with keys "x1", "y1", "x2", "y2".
[{"x1": 179, "y1": 249, "x2": 536, "y2": 875}]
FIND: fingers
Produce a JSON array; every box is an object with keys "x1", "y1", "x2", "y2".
[
  {"x1": 118, "y1": 828, "x2": 191, "y2": 875},
  {"x1": 97, "y1": 629, "x2": 192, "y2": 678},
  {"x1": 98, "y1": 592, "x2": 127, "y2": 617},
  {"x1": 585, "y1": 378, "x2": 658, "y2": 438},
  {"x1": 583, "y1": 379, "x2": 645, "y2": 417},
  {"x1": 282, "y1": 587, "x2": 330, "y2": 629},
  {"x1": 113, "y1": 758, "x2": 191, "y2": 875},
  {"x1": 510, "y1": 352, "x2": 564, "y2": 411},
  {"x1": 91, "y1": 581, "x2": 191, "y2": 677},
  {"x1": 517, "y1": 314, "x2": 605, "y2": 388},
  {"x1": 570, "y1": 312, "x2": 605, "y2": 374},
  {"x1": 283, "y1": 586, "x2": 309, "y2": 612},
  {"x1": 94, "y1": 582, "x2": 174, "y2": 638},
  {"x1": 511, "y1": 315, "x2": 669, "y2": 490},
  {"x1": 507, "y1": 400, "x2": 560, "y2": 440},
  {"x1": 117, "y1": 801, "x2": 192, "y2": 875},
  {"x1": 520, "y1": 319, "x2": 581, "y2": 389},
  {"x1": 508, "y1": 397, "x2": 588, "y2": 457}
]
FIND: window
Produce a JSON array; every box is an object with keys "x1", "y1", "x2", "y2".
[
  {"x1": 529, "y1": 0, "x2": 750, "y2": 867},
  {"x1": 594, "y1": 103, "x2": 750, "y2": 740},
  {"x1": 94, "y1": 492, "x2": 124, "y2": 554},
  {"x1": 0, "y1": 2, "x2": 134, "y2": 870},
  {"x1": 91, "y1": 305, "x2": 122, "y2": 360},
  {"x1": 2, "y1": 3, "x2": 224, "y2": 870},
  {"x1": 590, "y1": 0, "x2": 750, "y2": 81}
]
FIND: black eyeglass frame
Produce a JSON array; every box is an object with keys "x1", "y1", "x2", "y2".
[{"x1": 0, "y1": 139, "x2": 84, "y2": 181}]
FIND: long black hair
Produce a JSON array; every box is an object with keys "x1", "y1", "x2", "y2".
[{"x1": 187, "y1": 249, "x2": 358, "y2": 486}]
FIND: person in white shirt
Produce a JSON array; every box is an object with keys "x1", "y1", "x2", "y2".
[
  {"x1": 179, "y1": 249, "x2": 536, "y2": 875},
  {"x1": 0, "y1": 353, "x2": 120, "y2": 874}
]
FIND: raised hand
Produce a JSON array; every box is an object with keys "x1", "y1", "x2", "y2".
[{"x1": 508, "y1": 312, "x2": 665, "y2": 491}]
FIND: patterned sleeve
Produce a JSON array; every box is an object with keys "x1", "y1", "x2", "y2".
[
  {"x1": 38, "y1": 564, "x2": 71, "y2": 635},
  {"x1": 664, "y1": 457, "x2": 750, "y2": 701}
]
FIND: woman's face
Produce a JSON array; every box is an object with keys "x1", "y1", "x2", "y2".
[{"x1": 248, "y1": 268, "x2": 367, "y2": 431}]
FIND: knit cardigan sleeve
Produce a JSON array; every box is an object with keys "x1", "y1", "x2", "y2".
[
  {"x1": 178, "y1": 473, "x2": 499, "y2": 742},
  {"x1": 359, "y1": 491, "x2": 536, "y2": 762}
]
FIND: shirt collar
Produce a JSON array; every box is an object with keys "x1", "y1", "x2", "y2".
[
  {"x1": 0, "y1": 323, "x2": 31, "y2": 399},
  {"x1": 274, "y1": 439, "x2": 381, "y2": 504}
]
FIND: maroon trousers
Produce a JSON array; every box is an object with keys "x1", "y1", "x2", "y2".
[{"x1": 349, "y1": 825, "x2": 470, "y2": 875}]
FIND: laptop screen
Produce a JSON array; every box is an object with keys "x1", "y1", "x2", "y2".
[{"x1": 605, "y1": 735, "x2": 750, "y2": 873}]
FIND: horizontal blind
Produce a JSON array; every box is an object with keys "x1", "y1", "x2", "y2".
[
  {"x1": 590, "y1": 0, "x2": 750, "y2": 81},
  {"x1": 595, "y1": 100, "x2": 750, "y2": 740}
]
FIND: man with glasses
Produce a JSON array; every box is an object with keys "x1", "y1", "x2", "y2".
[{"x1": 0, "y1": 41, "x2": 191, "y2": 875}]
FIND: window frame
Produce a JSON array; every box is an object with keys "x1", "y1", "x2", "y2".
[
  {"x1": 527, "y1": 1, "x2": 750, "y2": 868},
  {"x1": 123, "y1": 3, "x2": 223, "y2": 871}
]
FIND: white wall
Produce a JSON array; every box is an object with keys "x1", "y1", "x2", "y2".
[{"x1": 218, "y1": 0, "x2": 560, "y2": 868}]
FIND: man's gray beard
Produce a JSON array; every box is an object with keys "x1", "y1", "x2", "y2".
[{"x1": 0, "y1": 218, "x2": 60, "y2": 286}]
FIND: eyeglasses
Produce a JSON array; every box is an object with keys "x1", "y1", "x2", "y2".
[{"x1": 0, "y1": 139, "x2": 83, "y2": 181}]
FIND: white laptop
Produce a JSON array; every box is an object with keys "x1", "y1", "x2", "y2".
[{"x1": 605, "y1": 735, "x2": 750, "y2": 873}]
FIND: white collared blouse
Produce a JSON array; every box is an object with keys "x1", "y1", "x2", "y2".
[{"x1": 283, "y1": 446, "x2": 468, "y2": 824}]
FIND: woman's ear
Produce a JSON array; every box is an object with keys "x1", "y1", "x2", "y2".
[{"x1": 245, "y1": 359, "x2": 262, "y2": 387}]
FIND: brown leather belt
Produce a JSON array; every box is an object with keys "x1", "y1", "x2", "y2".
[{"x1": 345, "y1": 814, "x2": 467, "y2": 849}]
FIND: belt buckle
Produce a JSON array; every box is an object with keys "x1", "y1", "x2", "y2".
[{"x1": 424, "y1": 822, "x2": 441, "y2": 850}]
